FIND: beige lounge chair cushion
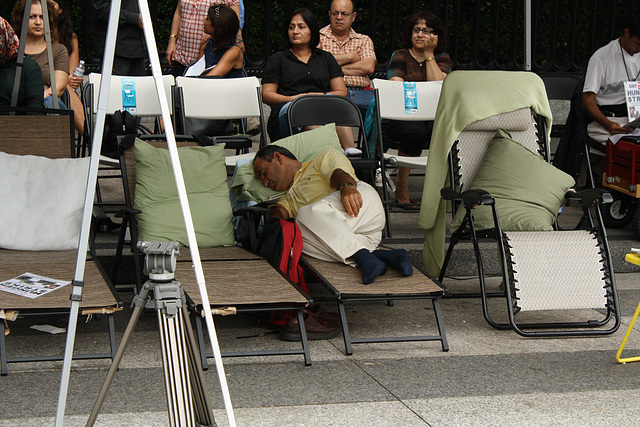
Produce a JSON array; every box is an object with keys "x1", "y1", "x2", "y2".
[{"x1": 451, "y1": 129, "x2": 574, "y2": 232}]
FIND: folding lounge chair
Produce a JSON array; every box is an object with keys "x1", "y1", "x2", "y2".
[
  {"x1": 0, "y1": 107, "x2": 122, "y2": 375},
  {"x1": 286, "y1": 94, "x2": 378, "y2": 185},
  {"x1": 371, "y1": 79, "x2": 442, "y2": 237},
  {"x1": 113, "y1": 139, "x2": 312, "y2": 366},
  {"x1": 173, "y1": 76, "x2": 268, "y2": 163},
  {"x1": 301, "y1": 255, "x2": 448, "y2": 355},
  {"x1": 425, "y1": 70, "x2": 620, "y2": 337}
]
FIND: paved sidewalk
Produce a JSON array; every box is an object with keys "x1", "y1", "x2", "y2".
[{"x1": 1, "y1": 272, "x2": 640, "y2": 426}]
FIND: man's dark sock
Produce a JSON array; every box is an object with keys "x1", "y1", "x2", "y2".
[
  {"x1": 352, "y1": 248, "x2": 387, "y2": 284},
  {"x1": 373, "y1": 249, "x2": 413, "y2": 276}
]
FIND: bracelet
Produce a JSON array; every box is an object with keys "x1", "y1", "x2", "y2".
[
  {"x1": 425, "y1": 57, "x2": 435, "y2": 62},
  {"x1": 169, "y1": 34, "x2": 178, "y2": 39},
  {"x1": 340, "y1": 182, "x2": 355, "y2": 191}
]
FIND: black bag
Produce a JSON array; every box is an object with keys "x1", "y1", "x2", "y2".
[{"x1": 101, "y1": 110, "x2": 138, "y2": 158}]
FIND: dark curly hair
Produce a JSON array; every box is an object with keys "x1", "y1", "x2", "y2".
[
  {"x1": 401, "y1": 10, "x2": 447, "y2": 55},
  {"x1": 285, "y1": 8, "x2": 320, "y2": 49},
  {"x1": 11, "y1": 0, "x2": 59, "y2": 42}
]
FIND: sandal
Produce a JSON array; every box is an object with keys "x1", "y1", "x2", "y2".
[{"x1": 394, "y1": 199, "x2": 420, "y2": 210}]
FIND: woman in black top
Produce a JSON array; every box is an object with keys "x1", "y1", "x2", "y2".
[{"x1": 262, "y1": 8, "x2": 360, "y2": 155}]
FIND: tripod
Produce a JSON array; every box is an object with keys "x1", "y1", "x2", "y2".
[
  {"x1": 87, "y1": 242, "x2": 216, "y2": 427},
  {"x1": 56, "y1": 1, "x2": 235, "y2": 424}
]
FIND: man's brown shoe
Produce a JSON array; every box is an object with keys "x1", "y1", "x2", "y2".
[
  {"x1": 307, "y1": 304, "x2": 340, "y2": 325},
  {"x1": 280, "y1": 311, "x2": 340, "y2": 341}
]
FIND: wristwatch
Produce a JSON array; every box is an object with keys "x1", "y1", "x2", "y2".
[{"x1": 340, "y1": 182, "x2": 355, "y2": 191}]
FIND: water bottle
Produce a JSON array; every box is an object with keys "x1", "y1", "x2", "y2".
[{"x1": 73, "y1": 60, "x2": 85, "y2": 78}]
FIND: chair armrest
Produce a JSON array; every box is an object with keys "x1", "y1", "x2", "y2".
[
  {"x1": 564, "y1": 188, "x2": 613, "y2": 208},
  {"x1": 441, "y1": 187, "x2": 494, "y2": 209}
]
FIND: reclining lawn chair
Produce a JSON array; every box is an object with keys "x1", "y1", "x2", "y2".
[
  {"x1": 420, "y1": 70, "x2": 620, "y2": 337},
  {"x1": 228, "y1": 124, "x2": 449, "y2": 355},
  {"x1": 0, "y1": 107, "x2": 121, "y2": 375},
  {"x1": 113, "y1": 138, "x2": 312, "y2": 366}
]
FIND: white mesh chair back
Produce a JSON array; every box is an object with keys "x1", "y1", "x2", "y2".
[
  {"x1": 506, "y1": 230, "x2": 609, "y2": 311},
  {"x1": 87, "y1": 73, "x2": 174, "y2": 116},
  {"x1": 372, "y1": 78, "x2": 442, "y2": 121},
  {"x1": 455, "y1": 107, "x2": 542, "y2": 191},
  {"x1": 174, "y1": 76, "x2": 262, "y2": 120}
]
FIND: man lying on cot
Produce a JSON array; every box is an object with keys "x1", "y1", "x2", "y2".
[{"x1": 253, "y1": 144, "x2": 413, "y2": 284}]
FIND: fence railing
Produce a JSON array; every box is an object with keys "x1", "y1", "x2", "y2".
[{"x1": 0, "y1": 0, "x2": 637, "y2": 75}]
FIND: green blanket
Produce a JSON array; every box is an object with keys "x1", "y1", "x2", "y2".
[{"x1": 418, "y1": 70, "x2": 553, "y2": 277}]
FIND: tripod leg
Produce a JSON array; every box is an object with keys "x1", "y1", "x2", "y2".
[
  {"x1": 86, "y1": 284, "x2": 150, "y2": 427},
  {"x1": 158, "y1": 302, "x2": 195, "y2": 426},
  {"x1": 182, "y1": 307, "x2": 215, "y2": 426}
]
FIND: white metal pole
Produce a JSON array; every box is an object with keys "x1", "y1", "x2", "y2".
[
  {"x1": 54, "y1": 0, "x2": 121, "y2": 424},
  {"x1": 137, "y1": 1, "x2": 236, "y2": 425},
  {"x1": 525, "y1": 0, "x2": 532, "y2": 70}
]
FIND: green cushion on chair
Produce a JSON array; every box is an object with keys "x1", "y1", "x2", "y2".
[
  {"x1": 450, "y1": 129, "x2": 575, "y2": 232},
  {"x1": 230, "y1": 123, "x2": 342, "y2": 202},
  {"x1": 134, "y1": 140, "x2": 235, "y2": 247}
]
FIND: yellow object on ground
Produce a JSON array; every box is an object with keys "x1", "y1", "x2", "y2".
[{"x1": 616, "y1": 253, "x2": 640, "y2": 363}]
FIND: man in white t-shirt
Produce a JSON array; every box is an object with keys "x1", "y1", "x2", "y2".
[{"x1": 583, "y1": 15, "x2": 640, "y2": 142}]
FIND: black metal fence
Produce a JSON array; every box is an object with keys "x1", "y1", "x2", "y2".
[{"x1": 1, "y1": 0, "x2": 637, "y2": 75}]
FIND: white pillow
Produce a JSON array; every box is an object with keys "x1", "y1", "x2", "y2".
[{"x1": 0, "y1": 152, "x2": 90, "y2": 250}]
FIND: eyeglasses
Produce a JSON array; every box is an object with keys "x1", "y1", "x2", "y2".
[
  {"x1": 413, "y1": 27, "x2": 435, "y2": 35},
  {"x1": 331, "y1": 11, "x2": 353, "y2": 18}
]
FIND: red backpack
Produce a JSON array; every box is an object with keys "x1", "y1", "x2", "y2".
[
  {"x1": 257, "y1": 218, "x2": 309, "y2": 326},
  {"x1": 258, "y1": 218, "x2": 308, "y2": 294}
]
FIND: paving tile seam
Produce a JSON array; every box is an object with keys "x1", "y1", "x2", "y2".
[{"x1": 346, "y1": 357, "x2": 433, "y2": 426}]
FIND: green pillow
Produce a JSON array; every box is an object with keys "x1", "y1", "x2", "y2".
[
  {"x1": 450, "y1": 129, "x2": 575, "y2": 232},
  {"x1": 134, "y1": 140, "x2": 235, "y2": 247},
  {"x1": 230, "y1": 123, "x2": 342, "y2": 202}
]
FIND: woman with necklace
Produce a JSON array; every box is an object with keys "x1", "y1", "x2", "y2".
[
  {"x1": 11, "y1": 0, "x2": 69, "y2": 110},
  {"x1": 262, "y1": 8, "x2": 361, "y2": 155},
  {"x1": 385, "y1": 11, "x2": 451, "y2": 207}
]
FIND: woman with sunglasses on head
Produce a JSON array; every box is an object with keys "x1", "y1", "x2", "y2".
[
  {"x1": 385, "y1": 11, "x2": 451, "y2": 207},
  {"x1": 196, "y1": 3, "x2": 243, "y2": 77},
  {"x1": 166, "y1": 0, "x2": 242, "y2": 78}
]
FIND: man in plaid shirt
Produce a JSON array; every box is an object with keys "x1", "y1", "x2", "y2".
[{"x1": 319, "y1": 0, "x2": 377, "y2": 115}]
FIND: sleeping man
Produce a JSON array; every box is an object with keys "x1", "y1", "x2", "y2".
[{"x1": 253, "y1": 144, "x2": 413, "y2": 284}]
